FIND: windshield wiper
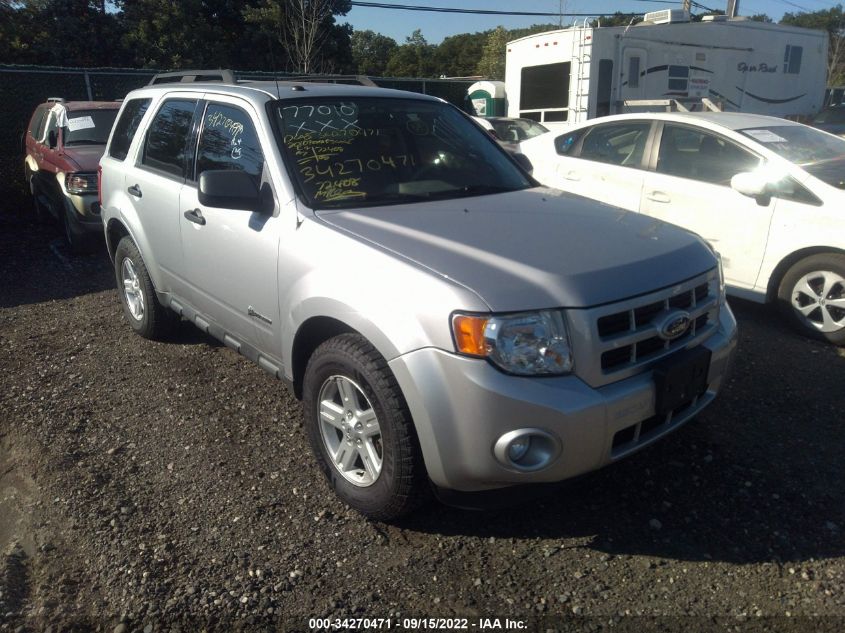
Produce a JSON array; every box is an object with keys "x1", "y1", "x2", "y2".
[
  {"x1": 64, "y1": 139, "x2": 107, "y2": 145},
  {"x1": 423, "y1": 184, "x2": 521, "y2": 200}
]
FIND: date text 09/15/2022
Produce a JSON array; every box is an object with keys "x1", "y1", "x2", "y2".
[{"x1": 308, "y1": 617, "x2": 528, "y2": 631}]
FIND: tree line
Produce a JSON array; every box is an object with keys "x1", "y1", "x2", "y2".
[{"x1": 2, "y1": 2, "x2": 844, "y2": 84}]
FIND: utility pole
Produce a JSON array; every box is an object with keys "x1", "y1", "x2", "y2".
[
  {"x1": 727, "y1": 0, "x2": 739, "y2": 17},
  {"x1": 682, "y1": 0, "x2": 691, "y2": 12}
]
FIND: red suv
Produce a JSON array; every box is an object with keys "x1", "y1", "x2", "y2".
[{"x1": 24, "y1": 99, "x2": 121, "y2": 251}]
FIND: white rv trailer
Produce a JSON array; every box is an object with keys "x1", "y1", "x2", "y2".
[{"x1": 505, "y1": 10, "x2": 828, "y2": 129}]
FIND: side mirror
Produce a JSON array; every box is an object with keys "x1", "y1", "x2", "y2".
[
  {"x1": 730, "y1": 172, "x2": 771, "y2": 198},
  {"x1": 47, "y1": 130, "x2": 58, "y2": 149},
  {"x1": 487, "y1": 128, "x2": 501, "y2": 141},
  {"x1": 198, "y1": 170, "x2": 260, "y2": 211}
]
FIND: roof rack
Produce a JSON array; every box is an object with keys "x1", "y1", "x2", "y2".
[
  {"x1": 148, "y1": 69, "x2": 236, "y2": 86},
  {"x1": 263, "y1": 74, "x2": 378, "y2": 87}
]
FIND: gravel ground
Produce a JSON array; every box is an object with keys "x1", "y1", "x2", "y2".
[{"x1": 1, "y1": 203, "x2": 844, "y2": 632}]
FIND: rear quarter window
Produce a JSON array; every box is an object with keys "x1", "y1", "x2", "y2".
[
  {"x1": 31, "y1": 105, "x2": 50, "y2": 141},
  {"x1": 140, "y1": 99, "x2": 197, "y2": 178},
  {"x1": 109, "y1": 98, "x2": 152, "y2": 161}
]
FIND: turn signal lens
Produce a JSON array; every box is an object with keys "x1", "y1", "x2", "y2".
[{"x1": 452, "y1": 314, "x2": 489, "y2": 356}]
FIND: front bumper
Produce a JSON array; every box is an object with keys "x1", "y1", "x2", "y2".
[
  {"x1": 389, "y1": 304, "x2": 737, "y2": 492},
  {"x1": 63, "y1": 192, "x2": 102, "y2": 236}
]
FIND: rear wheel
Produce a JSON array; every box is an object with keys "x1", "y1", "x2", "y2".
[
  {"x1": 778, "y1": 254, "x2": 845, "y2": 345},
  {"x1": 302, "y1": 333, "x2": 427, "y2": 520},
  {"x1": 114, "y1": 236, "x2": 176, "y2": 340}
]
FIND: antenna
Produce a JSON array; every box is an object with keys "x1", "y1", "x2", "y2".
[{"x1": 267, "y1": 33, "x2": 282, "y2": 98}]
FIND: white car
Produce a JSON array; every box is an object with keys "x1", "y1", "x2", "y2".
[{"x1": 520, "y1": 112, "x2": 845, "y2": 345}]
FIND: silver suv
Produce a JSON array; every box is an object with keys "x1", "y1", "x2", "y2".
[{"x1": 100, "y1": 76, "x2": 738, "y2": 519}]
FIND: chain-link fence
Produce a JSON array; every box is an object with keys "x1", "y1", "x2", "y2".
[{"x1": 0, "y1": 65, "x2": 475, "y2": 209}]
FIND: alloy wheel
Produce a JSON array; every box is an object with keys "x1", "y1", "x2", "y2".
[{"x1": 317, "y1": 375, "x2": 383, "y2": 487}]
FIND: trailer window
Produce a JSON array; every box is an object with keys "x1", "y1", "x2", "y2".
[
  {"x1": 668, "y1": 66, "x2": 689, "y2": 92},
  {"x1": 784, "y1": 45, "x2": 802, "y2": 74},
  {"x1": 520, "y1": 62, "x2": 570, "y2": 111},
  {"x1": 628, "y1": 57, "x2": 640, "y2": 89},
  {"x1": 597, "y1": 60, "x2": 614, "y2": 117}
]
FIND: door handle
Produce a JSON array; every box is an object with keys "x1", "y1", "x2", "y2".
[
  {"x1": 646, "y1": 191, "x2": 671, "y2": 203},
  {"x1": 127, "y1": 184, "x2": 142, "y2": 197},
  {"x1": 184, "y1": 208, "x2": 206, "y2": 226},
  {"x1": 563, "y1": 170, "x2": 581, "y2": 181}
]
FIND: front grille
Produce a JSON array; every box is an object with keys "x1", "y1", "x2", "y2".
[
  {"x1": 596, "y1": 280, "x2": 716, "y2": 373},
  {"x1": 611, "y1": 391, "x2": 709, "y2": 457}
]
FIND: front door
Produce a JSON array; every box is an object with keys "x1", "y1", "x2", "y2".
[
  {"x1": 621, "y1": 48, "x2": 648, "y2": 106},
  {"x1": 179, "y1": 100, "x2": 281, "y2": 351}
]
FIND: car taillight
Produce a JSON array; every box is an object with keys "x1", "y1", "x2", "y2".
[{"x1": 97, "y1": 165, "x2": 103, "y2": 206}]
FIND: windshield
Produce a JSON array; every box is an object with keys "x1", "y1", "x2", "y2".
[
  {"x1": 739, "y1": 124, "x2": 845, "y2": 190},
  {"x1": 275, "y1": 97, "x2": 532, "y2": 209},
  {"x1": 63, "y1": 109, "x2": 118, "y2": 145},
  {"x1": 490, "y1": 118, "x2": 549, "y2": 143}
]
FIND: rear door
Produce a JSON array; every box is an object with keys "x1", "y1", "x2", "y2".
[
  {"x1": 178, "y1": 98, "x2": 281, "y2": 351},
  {"x1": 130, "y1": 96, "x2": 201, "y2": 294},
  {"x1": 548, "y1": 120, "x2": 653, "y2": 211},
  {"x1": 639, "y1": 122, "x2": 773, "y2": 290}
]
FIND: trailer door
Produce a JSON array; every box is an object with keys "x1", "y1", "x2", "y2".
[{"x1": 621, "y1": 48, "x2": 647, "y2": 104}]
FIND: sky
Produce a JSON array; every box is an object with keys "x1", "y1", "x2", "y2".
[{"x1": 339, "y1": 0, "x2": 842, "y2": 43}]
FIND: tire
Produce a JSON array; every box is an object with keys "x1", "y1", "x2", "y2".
[
  {"x1": 28, "y1": 175, "x2": 48, "y2": 224},
  {"x1": 777, "y1": 253, "x2": 845, "y2": 345},
  {"x1": 114, "y1": 236, "x2": 175, "y2": 340},
  {"x1": 302, "y1": 333, "x2": 427, "y2": 521},
  {"x1": 61, "y1": 206, "x2": 87, "y2": 254}
]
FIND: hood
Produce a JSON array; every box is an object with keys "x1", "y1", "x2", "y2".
[
  {"x1": 60, "y1": 144, "x2": 106, "y2": 172},
  {"x1": 317, "y1": 187, "x2": 716, "y2": 311}
]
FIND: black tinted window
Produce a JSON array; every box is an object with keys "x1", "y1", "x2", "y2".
[
  {"x1": 196, "y1": 104, "x2": 264, "y2": 185},
  {"x1": 658, "y1": 125, "x2": 759, "y2": 185},
  {"x1": 579, "y1": 122, "x2": 650, "y2": 167},
  {"x1": 110, "y1": 99, "x2": 151, "y2": 160},
  {"x1": 141, "y1": 100, "x2": 197, "y2": 178},
  {"x1": 520, "y1": 62, "x2": 570, "y2": 111}
]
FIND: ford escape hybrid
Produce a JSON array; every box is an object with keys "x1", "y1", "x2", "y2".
[{"x1": 99, "y1": 74, "x2": 737, "y2": 520}]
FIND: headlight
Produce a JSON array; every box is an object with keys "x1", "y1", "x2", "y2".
[
  {"x1": 64, "y1": 172, "x2": 97, "y2": 195},
  {"x1": 451, "y1": 310, "x2": 573, "y2": 375},
  {"x1": 715, "y1": 251, "x2": 727, "y2": 303}
]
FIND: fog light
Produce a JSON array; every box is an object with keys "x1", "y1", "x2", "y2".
[
  {"x1": 493, "y1": 429, "x2": 561, "y2": 472},
  {"x1": 507, "y1": 436, "x2": 531, "y2": 462}
]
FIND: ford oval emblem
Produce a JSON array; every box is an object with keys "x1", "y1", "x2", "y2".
[{"x1": 657, "y1": 311, "x2": 691, "y2": 341}]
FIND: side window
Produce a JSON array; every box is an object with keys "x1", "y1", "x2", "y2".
[
  {"x1": 628, "y1": 57, "x2": 640, "y2": 89},
  {"x1": 668, "y1": 65, "x2": 689, "y2": 92},
  {"x1": 773, "y1": 176, "x2": 822, "y2": 206},
  {"x1": 43, "y1": 112, "x2": 60, "y2": 146},
  {"x1": 141, "y1": 99, "x2": 197, "y2": 178},
  {"x1": 109, "y1": 98, "x2": 152, "y2": 161},
  {"x1": 579, "y1": 122, "x2": 651, "y2": 167},
  {"x1": 195, "y1": 103, "x2": 264, "y2": 186},
  {"x1": 657, "y1": 125, "x2": 760, "y2": 186},
  {"x1": 784, "y1": 45, "x2": 803, "y2": 74},
  {"x1": 29, "y1": 106, "x2": 49, "y2": 139}
]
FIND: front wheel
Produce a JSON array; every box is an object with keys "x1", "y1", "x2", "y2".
[
  {"x1": 778, "y1": 253, "x2": 845, "y2": 345},
  {"x1": 302, "y1": 334, "x2": 427, "y2": 520}
]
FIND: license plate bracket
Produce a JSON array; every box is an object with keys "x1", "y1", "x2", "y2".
[{"x1": 653, "y1": 346, "x2": 711, "y2": 416}]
